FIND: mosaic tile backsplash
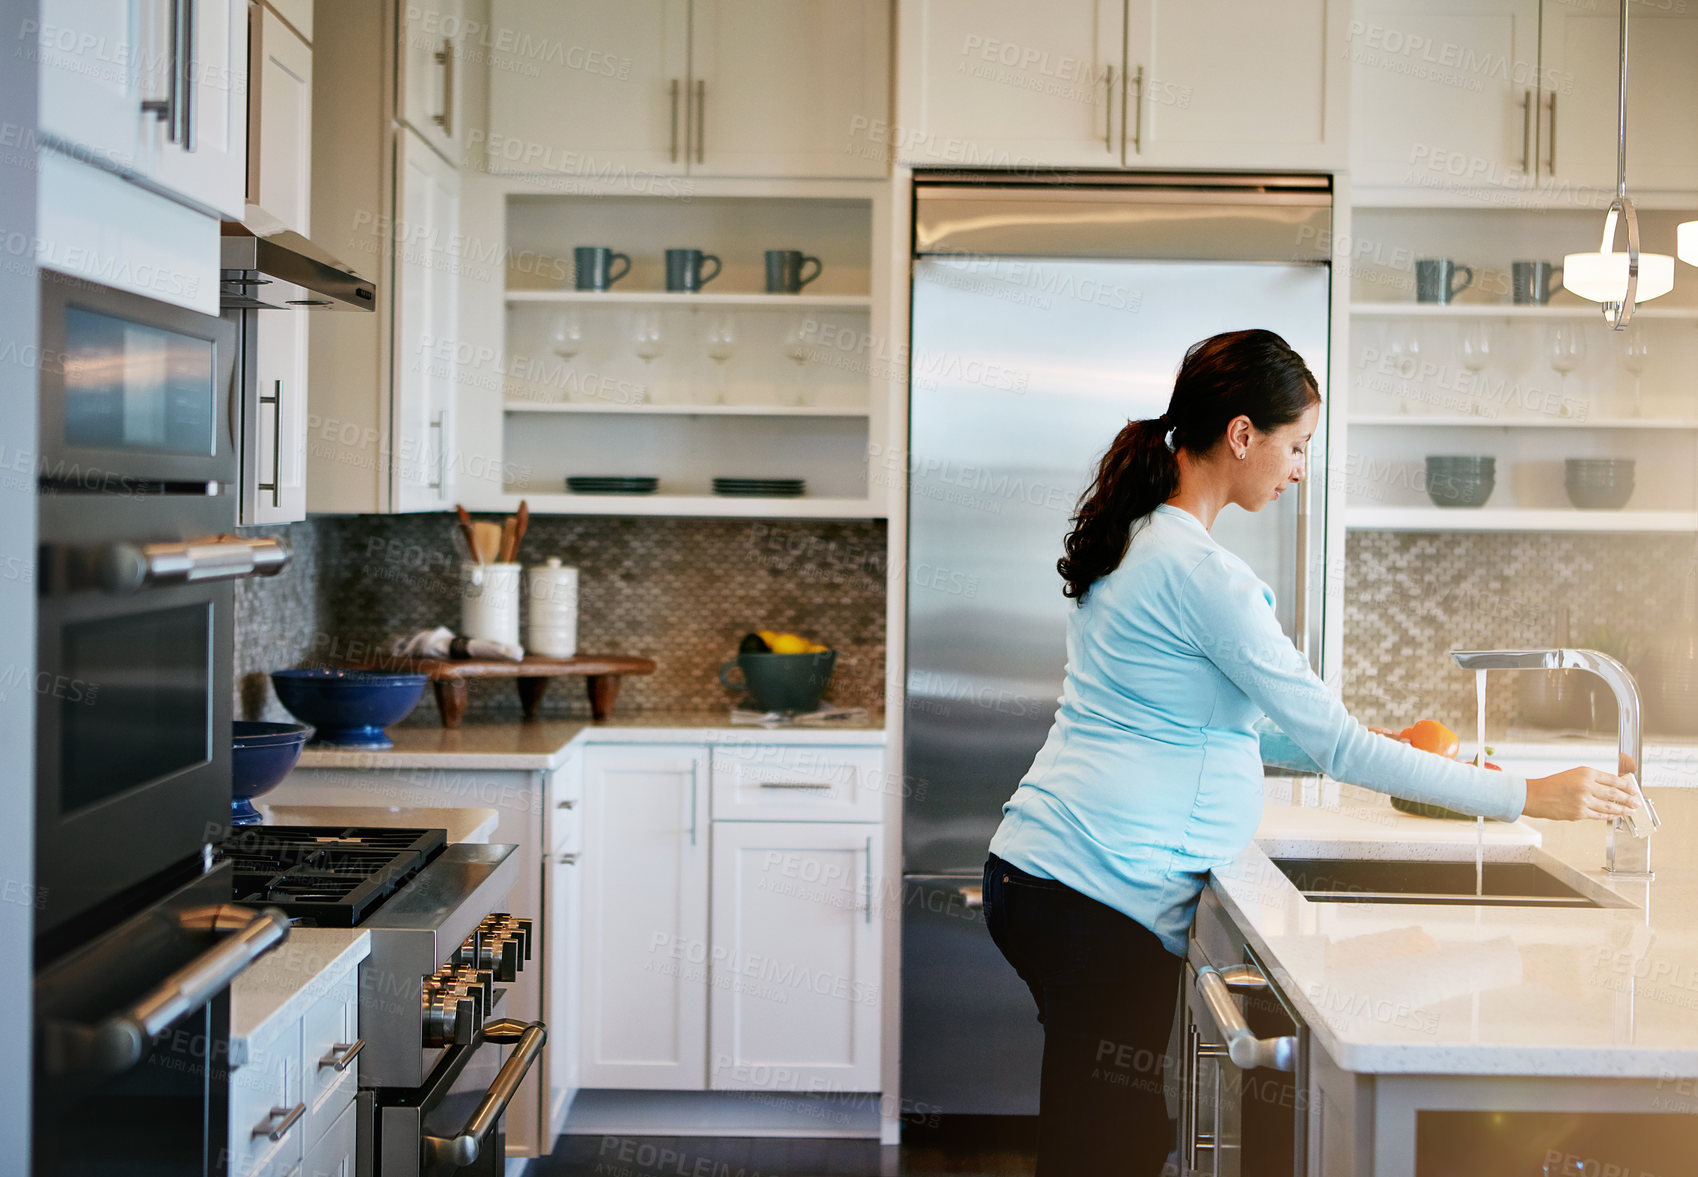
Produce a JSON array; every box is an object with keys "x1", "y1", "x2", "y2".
[
  {"x1": 1340, "y1": 529, "x2": 1697, "y2": 738},
  {"x1": 234, "y1": 514, "x2": 888, "y2": 723}
]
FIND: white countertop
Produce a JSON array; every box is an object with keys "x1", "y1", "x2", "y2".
[
  {"x1": 229, "y1": 928, "x2": 369, "y2": 1065},
  {"x1": 1211, "y1": 784, "x2": 1696, "y2": 1078},
  {"x1": 258, "y1": 803, "x2": 499, "y2": 844},
  {"x1": 293, "y1": 711, "x2": 887, "y2": 772}
]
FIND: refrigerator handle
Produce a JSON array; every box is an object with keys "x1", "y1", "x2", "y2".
[{"x1": 1294, "y1": 470, "x2": 1313, "y2": 671}]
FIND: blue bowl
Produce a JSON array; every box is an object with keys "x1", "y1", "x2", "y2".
[
  {"x1": 231, "y1": 721, "x2": 313, "y2": 826},
  {"x1": 270, "y1": 669, "x2": 429, "y2": 749}
]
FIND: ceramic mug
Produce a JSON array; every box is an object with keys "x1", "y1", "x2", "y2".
[
  {"x1": 764, "y1": 249, "x2": 823, "y2": 294},
  {"x1": 574, "y1": 246, "x2": 631, "y2": 291},
  {"x1": 1416, "y1": 258, "x2": 1474, "y2": 304},
  {"x1": 1512, "y1": 260, "x2": 1563, "y2": 305},
  {"x1": 665, "y1": 248, "x2": 722, "y2": 292}
]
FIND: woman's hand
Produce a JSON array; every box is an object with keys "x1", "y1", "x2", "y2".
[{"x1": 1524, "y1": 767, "x2": 1640, "y2": 821}]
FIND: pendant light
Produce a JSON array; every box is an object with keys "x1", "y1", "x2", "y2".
[
  {"x1": 1561, "y1": 0, "x2": 1676, "y2": 328},
  {"x1": 1679, "y1": 218, "x2": 1696, "y2": 268}
]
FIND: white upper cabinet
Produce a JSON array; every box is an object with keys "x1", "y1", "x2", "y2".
[
  {"x1": 36, "y1": 0, "x2": 155, "y2": 174},
  {"x1": 392, "y1": 130, "x2": 461, "y2": 514},
  {"x1": 399, "y1": 0, "x2": 465, "y2": 163},
  {"x1": 149, "y1": 0, "x2": 249, "y2": 218},
  {"x1": 896, "y1": 0, "x2": 1124, "y2": 169},
  {"x1": 485, "y1": 0, "x2": 890, "y2": 179},
  {"x1": 486, "y1": 0, "x2": 689, "y2": 177},
  {"x1": 896, "y1": 0, "x2": 1340, "y2": 171},
  {"x1": 246, "y1": 2, "x2": 313, "y2": 235},
  {"x1": 1348, "y1": 0, "x2": 1541, "y2": 198},
  {"x1": 1124, "y1": 0, "x2": 1335, "y2": 170},
  {"x1": 37, "y1": 0, "x2": 247, "y2": 216},
  {"x1": 688, "y1": 0, "x2": 890, "y2": 178},
  {"x1": 1539, "y1": 3, "x2": 1698, "y2": 197},
  {"x1": 241, "y1": 306, "x2": 309, "y2": 525}
]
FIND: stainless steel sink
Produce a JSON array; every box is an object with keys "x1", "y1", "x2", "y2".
[{"x1": 1269, "y1": 857, "x2": 1614, "y2": 908}]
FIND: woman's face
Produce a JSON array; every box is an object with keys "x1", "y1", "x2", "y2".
[{"x1": 1232, "y1": 402, "x2": 1319, "y2": 512}]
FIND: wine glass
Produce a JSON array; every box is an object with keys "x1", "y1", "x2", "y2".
[
  {"x1": 1458, "y1": 321, "x2": 1494, "y2": 416},
  {"x1": 1549, "y1": 322, "x2": 1586, "y2": 411},
  {"x1": 631, "y1": 310, "x2": 664, "y2": 362},
  {"x1": 780, "y1": 316, "x2": 815, "y2": 406},
  {"x1": 703, "y1": 312, "x2": 736, "y2": 404},
  {"x1": 1622, "y1": 322, "x2": 1650, "y2": 417},
  {"x1": 1385, "y1": 323, "x2": 1423, "y2": 414},
  {"x1": 549, "y1": 310, "x2": 584, "y2": 360}
]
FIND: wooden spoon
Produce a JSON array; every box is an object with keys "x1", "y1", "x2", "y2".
[
  {"x1": 473, "y1": 520, "x2": 502, "y2": 564},
  {"x1": 513, "y1": 500, "x2": 530, "y2": 562},
  {"x1": 499, "y1": 516, "x2": 518, "y2": 563}
]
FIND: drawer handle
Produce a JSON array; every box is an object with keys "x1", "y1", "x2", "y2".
[
  {"x1": 252, "y1": 1101, "x2": 305, "y2": 1142},
  {"x1": 318, "y1": 1038, "x2": 364, "y2": 1072},
  {"x1": 757, "y1": 781, "x2": 834, "y2": 790},
  {"x1": 556, "y1": 799, "x2": 576, "y2": 809},
  {"x1": 555, "y1": 853, "x2": 580, "y2": 865}
]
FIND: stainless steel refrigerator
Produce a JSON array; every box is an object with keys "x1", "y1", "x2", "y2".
[{"x1": 901, "y1": 175, "x2": 1334, "y2": 1116}]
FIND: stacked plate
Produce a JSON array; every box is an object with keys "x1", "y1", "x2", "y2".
[
  {"x1": 1564, "y1": 458, "x2": 1634, "y2": 510},
  {"x1": 713, "y1": 477, "x2": 805, "y2": 498},
  {"x1": 566, "y1": 475, "x2": 659, "y2": 495}
]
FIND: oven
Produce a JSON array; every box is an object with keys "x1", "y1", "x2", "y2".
[
  {"x1": 1181, "y1": 940, "x2": 1307, "y2": 1177},
  {"x1": 34, "y1": 271, "x2": 288, "y2": 947}
]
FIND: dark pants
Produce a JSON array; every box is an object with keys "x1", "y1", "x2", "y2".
[{"x1": 984, "y1": 852, "x2": 1183, "y2": 1177}]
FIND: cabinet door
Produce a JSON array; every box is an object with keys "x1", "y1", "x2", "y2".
[
  {"x1": 300, "y1": 1096, "x2": 354, "y2": 1177},
  {"x1": 36, "y1": 0, "x2": 152, "y2": 174},
  {"x1": 246, "y1": 2, "x2": 313, "y2": 235},
  {"x1": 1540, "y1": 3, "x2": 1698, "y2": 197},
  {"x1": 150, "y1": 0, "x2": 248, "y2": 218},
  {"x1": 545, "y1": 847, "x2": 583, "y2": 1133},
  {"x1": 689, "y1": 0, "x2": 890, "y2": 178},
  {"x1": 895, "y1": 0, "x2": 1124, "y2": 169},
  {"x1": 242, "y1": 306, "x2": 309, "y2": 524},
  {"x1": 579, "y1": 745, "x2": 710, "y2": 1089},
  {"x1": 1348, "y1": 0, "x2": 1540, "y2": 196},
  {"x1": 398, "y1": 0, "x2": 464, "y2": 163},
  {"x1": 1125, "y1": 0, "x2": 1333, "y2": 170},
  {"x1": 392, "y1": 129, "x2": 460, "y2": 514},
  {"x1": 485, "y1": 0, "x2": 689, "y2": 177},
  {"x1": 708, "y1": 822, "x2": 881, "y2": 1092}
]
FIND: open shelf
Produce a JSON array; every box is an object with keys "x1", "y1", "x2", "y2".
[
  {"x1": 1349, "y1": 302, "x2": 1698, "y2": 320},
  {"x1": 1348, "y1": 415, "x2": 1698, "y2": 430},
  {"x1": 502, "y1": 401, "x2": 869, "y2": 418},
  {"x1": 505, "y1": 290, "x2": 873, "y2": 309},
  {"x1": 485, "y1": 493, "x2": 885, "y2": 519},
  {"x1": 1345, "y1": 507, "x2": 1698, "y2": 532}
]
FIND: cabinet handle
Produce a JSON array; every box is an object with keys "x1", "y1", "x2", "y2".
[
  {"x1": 863, "y1": 835, "x2": 872, "y2": 924},
  {"x1": 694, "y1": 79, "x2": 706, "y2": 164},
  {"x1": 1519, "y1": 89, "x2": 1533, "y2": 173},
  {"x1": 669, "y1": 78, "x2": 681, "y2": 163},
  {"x1": 555, "y1": 852, "x2": 580, "y2": 865},
  {"x1": 1194, "y1": 964, "x2": 1297, "y2": 1071},
  {"x1": 756, "y1": 780, "x2": 832, "y2": 790},
  {"x1": 1185, "y1": 1022, "x2": 1228, "y2": 1169},
  {"x1": 178, "y1": 0, "x2": 194, "y2": 152},
  {"x1": 143, "y1": 0, "x2": 188, "y2": 144},
  {"x1": 433, "y1": 37, "x2": 454, "y2": 137},
  {"x1": 252, "y1": 1101, "x2": 306, "y2": 1142},
  {"x1": 1102, "y1": 63, "x2": 1115, "y2": 153},
  {"x1": 1545, "y1": 90, "x2": 1556, "y2": 174},
  {"x1": 428, "y1": 411, "x2": 446, "y2": 492},
  {"x1": 317, "y1": 1038, "x2": 364, "y2": 1072},
  {"x1": 557, "y1": 798, "x2": 576, "y2": 809},
  {"x1": 1129, "y1": 65, "x2": 1145, "y2": 155},
  {"x1": 689, "y1": 772, "x2": 698, "y2": 847},
  {"x1": 257, "y1": 378, "x2": 282, "y2": 507}
]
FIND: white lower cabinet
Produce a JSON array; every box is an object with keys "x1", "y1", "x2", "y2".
[
  {"x1": 579, "y1": 745, "x2": 712, "y2": 1089},
  {"x1": 300, "y1": 1098, "x2": 356, "y2": 1177},
  {"x1": 708, "y1": 821, "x2": 882, "y2": 1092}
]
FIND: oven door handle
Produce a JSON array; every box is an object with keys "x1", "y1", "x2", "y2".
[
  {"x1": 422, "y1": 1019, "x2": 548, "y2": 1170},
  {"x1": 1194, "y1": 963, "x2": 1298, "y2": 1072},
  {"x1": 41, "y1": 904, "x2": 290, "y2": 1079},
  {"x1": 99, "y1": 534, "x2": 291, "y2": 594}
]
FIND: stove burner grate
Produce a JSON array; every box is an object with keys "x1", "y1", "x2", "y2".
[{"x1": 216, "y1": 825, "x2": 448, "y2": 926}]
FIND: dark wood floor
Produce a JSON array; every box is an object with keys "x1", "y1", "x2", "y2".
[{"x1": 532, "y1": 1117, "x2": 1040, "y2": 1177}]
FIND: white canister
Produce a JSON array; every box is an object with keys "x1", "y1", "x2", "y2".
[
  {"x1": 526, "y1": 558, "x2": 579, "y2": 658},
  {"x1": 460, "y1": 562, "x2": 522, "y2": 648}
]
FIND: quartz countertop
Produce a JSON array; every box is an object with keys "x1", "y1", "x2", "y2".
[
  {"x1": 293, "y1": 711, "x2": 887, "y2": 772},
  {"x1": 1210, "y1": 783, "x2": 1697, "y2": 1077},
  {"x1": 258, "y1": 803, "x2": 499, "y2": 844},
  {"x1": 229, "y1": 928, "x2": 369, "y2": 1065},
  {"x1": 1488, "y1": 730, "x2": 1698, "y2": 789}
]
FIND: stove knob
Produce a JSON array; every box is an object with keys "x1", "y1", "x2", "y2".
[
  {"x1": 459, "y1": 930, "x2": 522, "y2": 982},
  {"x1": 449, "y1": 966, "x2": 494, "y2": 1012},
  {"x1": 495, "y1": 916, "x2": 532, "y2": 962},
  {"x1": 421, "y1": 981, "x2": 478, "y2": 1048}
]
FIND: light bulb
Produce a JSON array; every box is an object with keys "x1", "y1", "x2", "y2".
[{"x1": 1679, "y1": 220, "x2": 1697, "y2": 267}]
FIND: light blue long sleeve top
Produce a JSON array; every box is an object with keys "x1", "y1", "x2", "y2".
[{"x1": 988, "y1": 503, "x2": 1526, "y2": 956}]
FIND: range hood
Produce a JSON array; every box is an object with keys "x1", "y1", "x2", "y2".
[{"x1": 219, "y1": 222, "x2": 376, "y2": 312}]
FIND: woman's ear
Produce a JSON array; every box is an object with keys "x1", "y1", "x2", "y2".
[{"x1": 1228, "y1": 414, "x2": 1255, "y2": 456}]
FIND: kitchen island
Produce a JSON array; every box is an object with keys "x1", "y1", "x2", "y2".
[{"x1": 1202, "y1": 783, "x2": 1697, "y2": 1175}]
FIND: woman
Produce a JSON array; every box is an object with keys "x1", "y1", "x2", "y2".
[{"x1": 983, "y1": 329, "x2": 1639, "y2": 1176}]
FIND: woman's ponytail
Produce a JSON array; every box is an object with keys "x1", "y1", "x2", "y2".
[
  {"x1": 1057, "y1": 329, "x2": 1319, "y2": 603},
  {"x1": 1057, "y1": 417, "x2": 1178, "y2": 600}
]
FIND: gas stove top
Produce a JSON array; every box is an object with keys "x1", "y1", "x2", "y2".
[{"x1": 216, "y1": 825, "x2": 447, "y2": 927}]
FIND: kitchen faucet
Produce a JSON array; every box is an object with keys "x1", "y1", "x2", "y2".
[{"x1": 1452, "y1": 649, "x2": 1662, "y2": 879}]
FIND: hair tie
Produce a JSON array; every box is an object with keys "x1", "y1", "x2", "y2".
[{"x1": 1156, "y1": 413, "x2": 1172, "y2": 430}]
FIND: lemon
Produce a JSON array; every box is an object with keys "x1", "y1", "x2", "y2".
[{"x1": 769, "y1": 633, "x2": 811, "y2": 654}]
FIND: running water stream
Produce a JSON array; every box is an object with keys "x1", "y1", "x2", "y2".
[{"x1": 1476, "y1": 669, "x2": 1488, "y2": 896}]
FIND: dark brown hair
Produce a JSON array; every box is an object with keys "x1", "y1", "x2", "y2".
[{"x1": 1057, "y1": 329, "x2": 1319, "y2": 602}]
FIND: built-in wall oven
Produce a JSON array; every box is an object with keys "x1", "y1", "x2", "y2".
[{"x1": 33, "y1": 270, "x2": 292, "y2": 1177}]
